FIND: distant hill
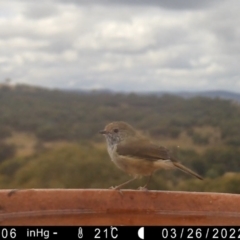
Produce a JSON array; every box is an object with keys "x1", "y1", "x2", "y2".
[
  {"x1": 135, "y1": 90, "x2": 240, "y2": 102},
  {"x1": 4, "y1": 83, "x2": 240, "y2": 101},
  {"x1": 173, "y1": 91, "x2": 240, "y2": 102},
  {"x1": 65, "y1": 88, "x2": 240, "y2": 102}
]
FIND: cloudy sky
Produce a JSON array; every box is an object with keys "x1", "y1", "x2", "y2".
[{"x1": 1, "y1": 0, "x2": 240, "y2": 92}]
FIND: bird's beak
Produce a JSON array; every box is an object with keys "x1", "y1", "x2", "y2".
[{"x1": 99, "y1": 130, "x2": 107, "y2": 135}]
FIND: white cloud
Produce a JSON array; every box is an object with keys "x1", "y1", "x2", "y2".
[
  {"x1": 0, "y1": 0, "x2": 240, "y2": 92},
  {"x1": 0, "y1": 37, "x2": 49, "y2": 49}
]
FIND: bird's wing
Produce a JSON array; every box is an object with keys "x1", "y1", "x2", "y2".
[
  {"x1": 116, "y1": 139, "x2": 203, "y2": 180},
  {"x1": 116, "y1": 139, "x2": 172, "y2": 161}
]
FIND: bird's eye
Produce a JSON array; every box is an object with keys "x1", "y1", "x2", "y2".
[{"x1": 113, "y1": 128, "x2": 119, "y2": 133}]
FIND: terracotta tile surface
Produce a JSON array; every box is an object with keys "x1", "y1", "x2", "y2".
[{"x1": 0, "y1": 189, "x2": 239, "y2": 225}]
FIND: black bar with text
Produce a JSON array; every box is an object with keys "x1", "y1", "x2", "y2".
[{"x1": 0, "y1": 226, "x2": 239, "y2": 239}]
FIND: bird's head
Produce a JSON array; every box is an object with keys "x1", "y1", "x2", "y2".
[{"x1": 99, "y1": 121, "x2": 136, "y2": 146}]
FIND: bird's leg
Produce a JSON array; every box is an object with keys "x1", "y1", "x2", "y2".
[
  {"x1": 110, "y1": 177, "x2": 138, "y2": 190},
  {"x1": 138, "y1": 174, "x2": 152, "y2": 191}
]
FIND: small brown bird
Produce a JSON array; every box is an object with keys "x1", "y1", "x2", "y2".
[{"x1": 100, "y1": 121, "x2": 203, "y2": 190}]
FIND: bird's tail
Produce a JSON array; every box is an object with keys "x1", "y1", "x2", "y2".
[{"x1": 173, "y1": 162, "x2": 203, "y2": 180}]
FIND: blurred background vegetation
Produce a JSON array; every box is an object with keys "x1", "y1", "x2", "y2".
[{"x1": 0, "y1": 84, "x2": 239, "y2": 193}]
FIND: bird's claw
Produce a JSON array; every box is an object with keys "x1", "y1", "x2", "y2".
[
  {"x1": 109, "y1": 186, "x2": 119, "y2": 190},
  {"x1": 109, "y1": 186, "x2": 123, "y2": 195},
  {"x1": 138, "y1": 186, "x2": 149, "y2": 191}
]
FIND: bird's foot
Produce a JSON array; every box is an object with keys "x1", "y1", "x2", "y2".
[
  {"x1": 109, "y1": 186, "x2": 123, "y2": 195},
  {"x1": 138, "y1": 186, "x2": 149, "y2": 191},
  {"x1": 109, "y1": 186, "x2": 120, "y2": 190}
]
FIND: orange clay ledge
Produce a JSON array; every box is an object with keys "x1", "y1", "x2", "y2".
[{"x1": 0, "y1": 189, "x2": 240, "y2": 226}]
